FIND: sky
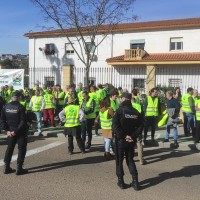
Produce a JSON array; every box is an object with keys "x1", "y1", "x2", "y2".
[{"x1": 0, "y1": 0, "x2": 200, "y2": 55}]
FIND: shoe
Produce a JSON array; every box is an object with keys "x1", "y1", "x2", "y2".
[
  {"x1": 104, "y1": 152, "x2": 111, "y2": 161},
  {"x1": 16, "y1": 164, "x2": 28, "y2": 175},
  {"x1": 140, "y1": 160, "x2": 147, "y2": 165},
  {"x1": 52, "y1": 124, "x2": 56, "y2": 127},
  {"x1": 131, "y1": 176, "x2": 140, "y2": 191},
  {"x1": 151, "y1": 138, "x2": 155, "y2": 143},
  {"x1": 81, "y1": 150, "x2": 85, "y2": 154},
  {"x1": 163, "y1": 139, "x2": 169, "y2": 143},
  {"x1": 68, "y1": 151, "x2": 73, "y2": 155},
  {"x1": 39, "y1": 133, "x2": 43, "y2": 137},
  {"x1": 3, "y1": 163, "x2": 14, "y2": 174},
  {"x1": 85, "y1": 144, "x2": 91, "y2": 149},
  {"x1": 174, "y1": 140, "x2": 179, "y2": 148},
  {"x1": 117, "y1": 177, "x2": 125, "y2": 189}
]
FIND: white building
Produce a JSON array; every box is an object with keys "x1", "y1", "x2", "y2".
[{"x1": 25, "y1": 17, "x2": 200, "y2": 93}]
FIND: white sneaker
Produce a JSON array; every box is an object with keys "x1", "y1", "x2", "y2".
[{"x1": 38, "y1": 129, "x2": 42, "y2": 133}]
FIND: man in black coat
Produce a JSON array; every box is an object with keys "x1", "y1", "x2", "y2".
[
  {"x1": 112, "y1": 92, "x2": 143, "y2": 190},
  {"x1": 0, "y1": 91, "x2": 28, "y2": 175}
]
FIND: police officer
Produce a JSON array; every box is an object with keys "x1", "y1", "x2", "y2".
[
  {"x1": 113, "y1": 92, "x2": 143, "y2": 190},
  {"x1": 0, "y1": 91, "x2": 28, "y2": 175}
]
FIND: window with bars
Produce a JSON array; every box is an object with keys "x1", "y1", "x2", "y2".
[
  {"x1": 168, "y1": 78, "x2": 182, "y2": 88},
  {"x1": 44, "y1": 77, "x2": 55, "y2": 87},
  {"x1": 132, "y1": 78, "x2": 146, "y2": 93}
]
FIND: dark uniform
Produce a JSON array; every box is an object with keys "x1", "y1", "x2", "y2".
[
  {"x1": 0, "y1": 91, "x2": 28, "y2": 175},
  {"x1": 112, "y1": 93, "x2": 143, "y2": 190}
]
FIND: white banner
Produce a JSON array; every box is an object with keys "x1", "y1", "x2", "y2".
[{"x1": 0, "y1": 69, "x2": 24, "y2": 90}]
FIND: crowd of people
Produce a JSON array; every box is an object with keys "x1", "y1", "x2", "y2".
[{"x1": 0, "y1": 82, "x2": 199, "y2": 190}]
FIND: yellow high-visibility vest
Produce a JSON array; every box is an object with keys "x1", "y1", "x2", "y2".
[
  {"x1": 132, "y1": 102, "x2": 142, "y2": 113},
  {"x1": 64, "y1": 105, "x2": 80, "y2": 127},
  {"x1": 44, "y1": 94, "x2": 55, "y2": 109},
  {"x1": 182, "y1": 94, "x2": 193, "y2": 113},
  {"x1": 145, "y1": 96, "x2": 158, "y2": 117},
  {"x1": 99, "y1": 109, "x2": 112, "y2": 130},
  {"x1": 196, "y1": 100, "x2": 200, "y2": 121},
  {"x1": 31, "y1": 96, "x2": 43, "y2": 111}
]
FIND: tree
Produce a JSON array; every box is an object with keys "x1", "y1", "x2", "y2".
[{"x1": 31, "y1": 0, "x2": 137, "y2": 87}]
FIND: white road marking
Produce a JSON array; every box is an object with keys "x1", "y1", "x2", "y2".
[{"x1": 0, "y1": 141, "x2": 65, "y2": 166}]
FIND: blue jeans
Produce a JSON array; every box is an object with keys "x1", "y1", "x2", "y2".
[
  {"x1": 183, "y1": 112, "x2": 195, "y2": 135},
  {"x1": 34, "y1": 111, "x2": 42, "y2": 130},
  {"x1": 165, "y1": 125, "x2": 178, "y2": 140},
  {"x1": 104, "y1": 138, "x2": 112, "y2": 152}
]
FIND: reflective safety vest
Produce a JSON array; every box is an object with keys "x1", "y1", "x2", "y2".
[
  {"x1": 89, "y1": 92, "x2": 100, "y2": 112},
  {"x1": 57, "y1": 91, "x2": 65, "y2": 106},
  {"x1": 99, "y1": 109, "x2": 112, "y2": 130},
  {"x1": 78, "y1": 91, "x2": 83, "y2": 105},
  {"x1": 44, "y1": 94, "x2": 55, "y2": 109},
  {"x1": 20, "y1": 100, "x2": 26, "y2": 107},
  {"x1": 31, "y1": 96, "x2": 43, "y2": 112},
  {"x1": 145, "y1": 96, "x2": 158, "y2": 116},
  {"x1": 132, "y1": 102, "x2": 142, "y2": 113},
  {"x1": 182, "y1": 94, "x2": 193, "y2": 113},
  {"x1": 96, "y1": 89, "x2": 106, "y2": 100},
  {"x1": 84, "y1": 98, "x2": 96, "y2": 119},
  {"x1": 196, "y1": 100, "x2": 200, "y2": 121},
  {"x1": 110, "y1": 98, "x2": 119, "y2": 112},
  {"x1": 133, "y1": 95, "x2": 141, "y2": 105},
  {"x1": 64, "y1": 105, "x2": 80, "y2": 127}
]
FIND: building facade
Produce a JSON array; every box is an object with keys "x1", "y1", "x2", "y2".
[{"x1": 25, "y1": 17, "x2": 200, "y2": 93}]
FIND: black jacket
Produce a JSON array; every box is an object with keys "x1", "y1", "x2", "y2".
[
  {"x1": 0, "y1": 101, "x2": 27, "y2": 135},
  {"x1": 112, "y1": 100, "x2": 144, "y2": 140}
]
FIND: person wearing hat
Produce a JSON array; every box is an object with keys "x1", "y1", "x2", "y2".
[
  {"x1": 59, "y1": 97, "x2": 85, "y2": 154},
  {"x1": 112, "y1": 92, "x2": 143, "y2": 190},
  {"x1": 0, "y1": 91, "x2": 28, "y2": 175}
]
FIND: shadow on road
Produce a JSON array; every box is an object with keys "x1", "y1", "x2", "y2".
[
  {"x1": 27, "y1": 155, "x2": 107, "y2": 174},
  {"x1": 140, "y1": 165, "x2": 200, "y2": 190},
  {"x1": 143, "y1": 148, "x2": 198, "y2": 165}
]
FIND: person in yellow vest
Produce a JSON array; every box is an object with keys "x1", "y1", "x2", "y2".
[
  {"x1": 132, "y1": 88, "x2": 141, "y2": 105},
  {"x1": 76, "y1": 82, "x2": 83, "y2": 94},
  {"x1": 43, "y1": 87, "x2": 56, "y2": 128},
  {"x1": 182, "y1": 87, "x2": 195, "y2": 137},
  {"x1": 59, "y1": 97, "x2": 85, "y2": 154},
  {"x1": 193, "y1": 89, "x2": 199, "y2": 129},
  {"x1": 98, "y1": 98, "x2": 115, "y2": 160},
  {"x1": 89, "y1": 85, "x2": 101, "y2": 136},
  {"x1": 131, "y1": 97, "x2": 146, "y2": 165},
  {"x1": 7, "y1": 85, "x2": 16, "y2": 103},
  {"x1": 64, "y1": 85, "x2": 79, "y2": 107},
  {"x1": 110, "y1": 89, "x2": 119, "y2": 112},
  {"x1": 29, "y1": 89, "x2": 44, "y2": 135},
  {"x1": 96, "y1": 84, "x2": 106, "y2": 100},
  {"x1": 81, "y1": 91, "x2": 96, "y2": 149},
  {"x1": 41, "y1": 84, "x2": 48, "y2": 96},
  {"x1": 54, "y1": 84, "x2": 65, "y2": 120},
  {"x1": 195, "y1": 98, "x2": 200, "y2": 144},
  {"x1": 143, "y1": 87, "x2": 161, "y2": 144}
]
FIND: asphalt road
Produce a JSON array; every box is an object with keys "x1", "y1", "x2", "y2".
[{"x1": 0, "y1": 126, "x2": 199, "y2": 200}]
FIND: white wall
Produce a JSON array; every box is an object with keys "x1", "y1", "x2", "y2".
[{"x1": 28, "y1": 27, "x2": 200, "y2": 88}]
